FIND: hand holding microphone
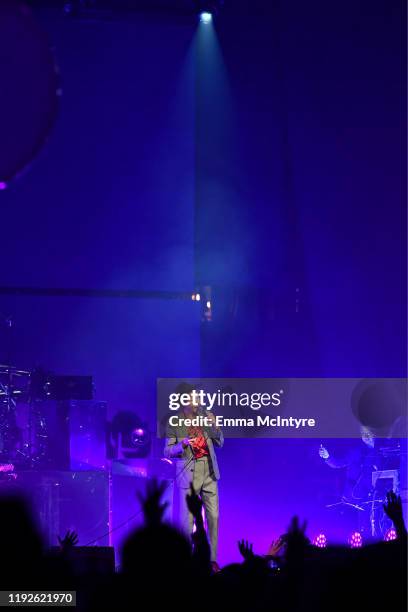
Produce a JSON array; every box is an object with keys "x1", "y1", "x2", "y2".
[
  {"x1": 181, "y1": 437, "x2": 192, "y2": 448},
  {"x1": 181, "y1": 436, "x2": 199, "y2": 449}
]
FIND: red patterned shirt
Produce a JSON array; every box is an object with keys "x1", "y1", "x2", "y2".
[{"x1": 188, "y1": 427, "x2": 209, "y2": 459}]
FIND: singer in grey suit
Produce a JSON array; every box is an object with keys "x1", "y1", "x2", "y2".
[{"x1": 164, "y1": 407, "x2": 224, "y2": 563}]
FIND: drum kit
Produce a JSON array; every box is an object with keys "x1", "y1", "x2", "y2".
[
  {"x1": 0, "y1": 362, "x2": 95, "y2": 475},
  {"x1": 325, "y1": 444, "x2": 403, "y2": 539},
  {"x1": 0, "y1": 363, "x2": 31, "y2": 474}
]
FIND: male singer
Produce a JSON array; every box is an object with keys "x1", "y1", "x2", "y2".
[{"x1": 164, "y1": 383, "x2": 224, "y2": 568}]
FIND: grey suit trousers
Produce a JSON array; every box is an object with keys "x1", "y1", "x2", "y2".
[{"x1": 178, "y1": 455, "x2": 219, "y2": 562}]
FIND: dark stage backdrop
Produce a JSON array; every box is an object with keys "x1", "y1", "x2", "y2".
[
  {"x1": 197, "y1": 0, "x2": 406, "y2": 563},
  {"x1": 0, "y1": 10, "x2": 199, "y2": 422},
  {"x1": 0, "y1": 1, "x2": 405, "y2": 564}
]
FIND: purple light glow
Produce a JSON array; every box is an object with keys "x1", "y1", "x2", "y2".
[
  {"x1": 0, "y1": 182, "x2": 7, "y2": 190},
  {"x1": 349, "y1": 531, "x2": 363, "y2": 548},
  {"x1": 312, "y1": 533, "x2": 327, "y2": 548},
  {"x1": 384, "y1": 527, "x2": 397, "y2": 541}
]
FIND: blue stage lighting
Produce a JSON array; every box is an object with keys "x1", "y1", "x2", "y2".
[{"x1": 200, "y1": 11, "x2": 213, "y2": 23}]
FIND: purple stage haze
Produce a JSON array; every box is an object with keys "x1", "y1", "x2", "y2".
[{"x1": 0, "y1": 0, "x2": 405, "y2": 568}]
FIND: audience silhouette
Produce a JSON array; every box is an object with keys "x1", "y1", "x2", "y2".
[{"x1": 0, "y1": 483, "x2": 405, "y2": 611}]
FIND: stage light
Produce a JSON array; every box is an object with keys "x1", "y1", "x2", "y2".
[
  {"x1": 206, "y1": 301, "x2": 211, "y2": 309},
  {"x1": 348, "y1": 531, "x2": 363, "y2": 548},
  {"x1": 131, "y1": 427, "x2": 149, "y2": 448},
  {"x1": 384, "y1": 527, "x2": 397, "y2": 541},
  {"x1": 200, "y1": 11, "x2": 213, "y2": 23},
  {"x1": 0, "y1": 182, "x2": 7, "y2": 190},
  {"x1": 108, "y1": 411, "x2": 151, "y2": 459},
  {"x1": 195, "y1": 293, "x2": 201, "y2": 301},
  {"x1": 312, "y1": 533, "x2": 327, "y2": 548}
]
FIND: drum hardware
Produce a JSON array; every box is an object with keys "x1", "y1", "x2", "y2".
[
  {"x1": 325, "y1": 462, "x2": 401, "y2": 538},
  {"x1": 325, "y1": 498, "x2": 365, "y2": 512},
  {"x1": 0, "y1": 344, "x2": 94, "y2": 468}
]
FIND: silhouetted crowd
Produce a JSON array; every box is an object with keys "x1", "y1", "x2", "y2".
[{"x1": 0, "y1": 484, "x2": 406, "y2": 611}]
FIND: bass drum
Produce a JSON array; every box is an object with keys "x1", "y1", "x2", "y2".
[{"x1": 0, "y1": 1, "x2": 59, "y2": 186}]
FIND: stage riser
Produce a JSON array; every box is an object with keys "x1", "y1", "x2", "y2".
[
  {"x1": 2, "y1": 470, "x2": 109, "y2": 548},
  {"x1": 1, "y1": 469, "x2": 175, "y2": 561}
]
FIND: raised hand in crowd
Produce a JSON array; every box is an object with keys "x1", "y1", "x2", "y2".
[
  {"x1": 383, "y1": 490, "x2": 407, "y2": 537},
  {"x1": 238, "y1": 539, "x2": 254, "y2": 561},
  {"x1": 137, "y1": 478, "x2": 169, "y2": 526},
  {"x1": 284, "y1": 516, "x2": 309, "y2": 569},
  {"x1": 57, "y1": 530, "x2": 78, "y2": 552},
  {"x1": 286, "y1": 516, "x2": 308, "y2": 544},
  {"x1": 266, "y1": 535, "x2": 286, "y2": 560}
]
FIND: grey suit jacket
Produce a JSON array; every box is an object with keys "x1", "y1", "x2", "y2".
[{"x1": 164, "y1": 413, "x2": 224, "y2": 487}]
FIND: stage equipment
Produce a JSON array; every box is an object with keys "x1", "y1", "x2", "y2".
[
  {"x1": 1, "y1": 362, "x2": 103, "y2": 469},
  {"x1": 16, "y1": 399, "x2": 107, "y2": 471},
  {"x1": 29, "y1": 370, "x2": 94, "y2": 401},
  {"x1": 348, "y1": 531, "x2": 363, "y2": 548},
  {"x1": 200, "y1": 11, "x2": 212, "y2": 23},
  {"x1": 324, "y1": 440, "x2": 402, "y2": 540},
  {"x1": 197, "y1": 1, "x2": 223, "y2": 19},
  {"x1": 0, "y1": 463, "x2": 17, "y2": 482},
  {"x1": 351, "y1": 379, "x2": 407, "y2": 433},
  {"x1": 0, "y1": 360, "x2": 30, "y2": 463},
  {"x1": 16, "y1": 370, "x2": 97, "y2": 469},
  {"x1": 191, "y1": 286, "x2": 212, "y2": 321},
  {"x1": 384, "y1": 528, "x2": 397, "y2": 541},
  {"x1": 107, "y1": 411, "x2": 151, "y2": 459},
  {"x1": 46, "y1": 375, "x2": 93, "y2": 401},
  {"x1": 1, "y1": 470, "x2": 109, "y2": 547},
  {"x1": 372, "y1": 469, "x2": 399, "y2": 492},
  {"x1": 312, "y1": 533, "x2": 327, "y2": 548}
]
